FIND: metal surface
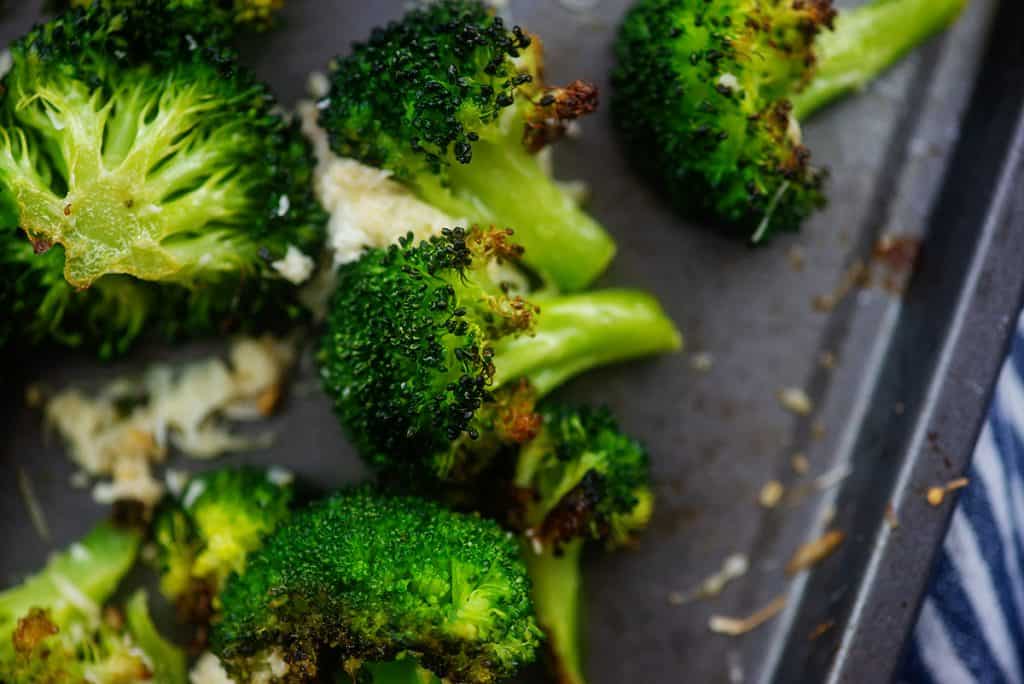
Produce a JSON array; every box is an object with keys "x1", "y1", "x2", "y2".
[{"x1": 0, "y1": 1, "x2": 1012, "y2": 682}]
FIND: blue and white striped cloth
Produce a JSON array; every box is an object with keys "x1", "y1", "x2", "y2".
[{"x1": 902, "y1": 314, "x2": 1024, "y2": 683}]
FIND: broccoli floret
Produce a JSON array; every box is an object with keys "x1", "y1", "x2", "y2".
[
  {"x1": 320, "y1": 0, "x2": 613, "y2": 291},
  {"x1": 212, "y1": 488, "x2": 542, "y2": 684},
  {"x1": 612, "y1": 0, "x2": 966, "y2": 240},
  {"x1": 0, "y1": 3, "x2": 324, "y2": 356},
  {"x1": 47, "y1": 0, "x2": 285, "y2": 33},
  {"x1": 319, "y1": 226, "x2": 681, "y2": 482},
  {"x1": 0, "y1": 523, "x2": 186, "y2": 684},
  {"x1": 154, "y1": 467, "x2": 295, "y2": 624},
  {"x1": 513, "y1": 404, "x2": 653, "y2": 684}
]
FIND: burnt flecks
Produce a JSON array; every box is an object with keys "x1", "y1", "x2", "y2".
[
  {"x1": 524, "y1": 80, "x2": 599, "y2": 153},
  {"x1": 538, "y1": 472, "x2": 605, "y2": 548}
]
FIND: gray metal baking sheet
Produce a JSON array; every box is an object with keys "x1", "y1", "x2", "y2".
[{"x1": 0, "y1": 1, "x2": 1008, "y2": 682}]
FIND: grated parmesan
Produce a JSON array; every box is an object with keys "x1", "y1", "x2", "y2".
[
  {"x1": 297, "y1": 101, "x2": 456, "y2": 268},
  {"x1": 190, "y1": 653, "x2": 235, "y2": 684},
  {"x1": 43, "y1": 337, "x2": 294, "y2": 509},
  {"x1": 271, "y1": 244, "x2": 314, "y2": 285}
]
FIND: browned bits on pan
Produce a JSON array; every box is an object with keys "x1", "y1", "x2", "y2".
[
  {"x1": 885, "y1": 503, "x2": 900, "y2": 529},
  {"x1": 808, "y1": 620, "x2": 836, "y2": 641}
]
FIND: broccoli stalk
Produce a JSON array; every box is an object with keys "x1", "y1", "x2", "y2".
[
  {"x1": 512, "y1": 404, "x2": 654, "y2": 684},
  {"x1": 0, "y1": 2, "x2": 324, "y2": 355},
  {"x1": 320, "y1": 227, "x2": 681, "y2": 481},
  {"x1": 792, "y1": 0, "x2": 969, "y2": 119},
  {"x1": 524, "y1": 541, "x2": 585, "y2": 684},
  {"x1": 321, "y1": 0, "x2": 614, "y2": 291},
  {"x1": 0, "y1": 523, "x2": 140, "y2": 637},
  {"x1": 0, "y1": 523, "x2": 187, "y2": 684},
  {"x1": 154, "y1": 467, "x2": 295, "y2": 625},
  {"x1": 612, "y1": 0, "x2": 966, "y2": 240},
  {"x1": 125, "y1": 591, "x2": 189, "y2": 684},
  {"x1": 212, "y1": 488, "x2": 542, "y2": 684},
  {"x1": 491, "y1": 290, "x2": 682, "y2": 396}
]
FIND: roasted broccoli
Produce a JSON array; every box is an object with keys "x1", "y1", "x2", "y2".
[
  {"x1": 154, "y1": 467, "x2": 295, "y2": 624},
  {"x1": 319, "y1": 226, "x2": 681, "y2": 482},
  {"x1": 212, "y1": 488, "x2": 542, "y2": 683},
  {"x1": 0, "y1": 523, "x2": 187, "y2": 684},
  {"x1": 0, "y1": 2, "x2": 324, "y2": 356},
  {"x1": 320, "y1": 0, "x2": 613, "y2": 291},
  {"x1": 513, "y1": 404, "x2": 653, "y2": 684},
  {"x1": 46, "y1": 0, "x2": 285, "y2": 33},
  {"x1": 612, "y1": 0, "x2": 967, "y2": 240}
]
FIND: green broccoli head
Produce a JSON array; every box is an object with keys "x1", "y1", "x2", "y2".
[
  {"x1": 47, "y1": 0, "x2": 285, "y2": 34},
  {"x1": 320, "y1": 0, "x2": 614, "y2": 291},
  {"x1": 612, "y1": 0, "x2": 833, "y2": 240},
  {"x1": 319, "y1": 227, "x2": 681, "y2": 482},
  {"x1": 613, "y1": 0, "x2": 969, "y2": 240},
  {"x1": 212, "y1": 488, "x2": 542, "y2": 684},
  {"x1": 515, "y1": 404, "x2": 653, "y2": 551},
  {"x1": 154, "y1": 467, "x2": 295, "y2": 622},
  {"x1": 0, "y1": 3, "x2": 324, "y2": 355},
  {"x1": 0, "y1": 524, "x2": 185, "y2": 684}
]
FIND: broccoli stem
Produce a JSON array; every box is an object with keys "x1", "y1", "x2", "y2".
[
  {"x1": 125, "y1": 591, "x2": 188, "y2": 684},
  {"x1": 524, "y1": 539, "x2": 586, "y2": 684},
  {"x1": 0, "y1": 523, "x2": 140, "y2": 630},
  {"x1": 418, "y1": 141, "x2": 616, "y2": 292},
  {"x1": 492, "y1": 290, "x2": 682, "y2": 395},
  {"x1": 791, "y1": 0, "x2": 967, "y2": 120}
]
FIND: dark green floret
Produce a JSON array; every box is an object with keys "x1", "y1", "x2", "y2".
[
  {"x1": 515, "y1": 404, "x2": 653, "y2": 551},
  {"x1": 319, "y1": 226, "x2": 681, "y2": 482},
  {"x1": 612, "y1": 0, "x2": 967, "y2": 240},
  {"x1": 212, "y1": 488, "x2": 542, "y2": 684},
  {"x1": 46, "y1": 0, "x2": 286, "y2": 35},
  {"x1": 514, "y1": 404, "x2": 653, "y2": 684},
  {"x1": 321, "y1": 0, "x2": 613, "y2": 291},
  {"x1": 154, "y1": 466, "x2": 295, "y2": 623},
  {"x1": 0, "y1": 523, "x2": 187, "y2": 684},
  {"x1": 0, "y1": 3, "x2": 324, "y2": 356}
]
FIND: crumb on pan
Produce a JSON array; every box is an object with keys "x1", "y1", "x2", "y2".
[
  {"x1": 808, "y1": 620, "x2": 836, "y2": 641},
  {"x1": 759, "y1": 480, "x2": 784, "y2": 508},
  {"x1": 786, "y1": 245, "x2": 805, "y2": 272},
  {"x1": 926, "y1": 477, "x2": 969, "y2": 507},
  {"x1": 786, "y1": 530, "x2": 845, "y2": 575},
  {"x1": 672, "y1": 553, "x2": 750, "y2": 605},
  {"x1": 885, "y1": 503, "x2": 900, "y2": 529},
  {"x1": 17, "y1": 467, "x2": 51, "y2": 542},
  {"x1": 777, "y1": 387, "x2": 813, "y2": 416},
  {"x1": 709, "y1": 595, "x2": 787, "y2": 636},
  {"x1": 690, "y1": 351, "x2": 714, "y2": 372}
]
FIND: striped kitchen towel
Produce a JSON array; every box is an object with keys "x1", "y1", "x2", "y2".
[{"x1": 902, "y1": 315, "x2": 1024, "y2": 684}]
